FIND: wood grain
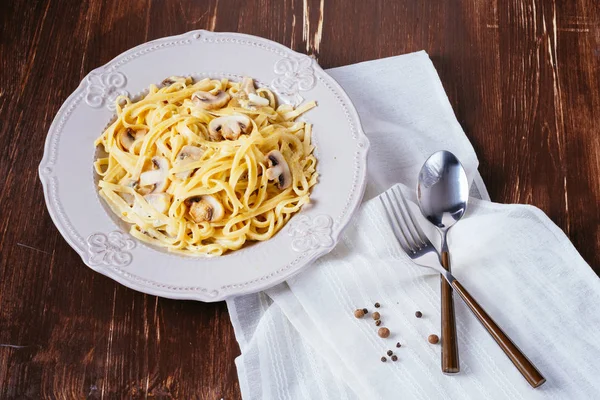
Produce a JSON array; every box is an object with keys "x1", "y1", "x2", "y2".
[{"x1": 1, "y1": 0, "x2": 598, "y2": 398}]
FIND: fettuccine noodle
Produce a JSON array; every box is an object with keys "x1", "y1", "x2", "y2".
[{"x1": 94, "y1": 76, "x2": 317, "y2": 256}]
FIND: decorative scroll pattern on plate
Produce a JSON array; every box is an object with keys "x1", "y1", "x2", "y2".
[
  {"x1": 87, "y1": 231, "x2": 136, "y2": 267},
  {"x1": 85, "y1": 72, "x2": 129, "y2": 110},
  {"x1": 288, "y1": 215, "x2": 334, "y2": 252},
  {"x1": 272, "y1": 56, "x2": 316, "y2": 105}
]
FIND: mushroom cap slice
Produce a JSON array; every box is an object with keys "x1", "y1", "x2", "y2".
[
  {"x1": 188, "y1": 195, "x2": 225, "y2": 223},
  {"x1": 176, "y1": 145, "x2": 204, "y2": 160},
  {"x1": 248, "y1": 93, "x2": 270, "y2": 107},
  {"x1": 208, "y1": 115, "x2": 252, "y2": 141},
  {"x1": 143, "y1": 193, "x2": 171, "y2": 214},
  {"x1": 121, "y1": 193, "x2": 135, "y2": 206},
  {"x1": 265, "y1": 150, "x2": 292, "y2": 190},
  {"x1": 239, "y1": 77, "x2": 256, "y2": 96},
  {"x1": 174, "y1": 145, "x2": 204, "y2": 179},
  {"x1": 139, "y1": 156, "x2": 170, "y2": 193},
  {"x1": 139, "y1": 170, "x2": 163, "y2": 186},
  {"x1": 118, "y1": 178, "x2": 139, "y2": 205},
  {"x1": 118, "y1": 128, "x2": 147, "y2": 151},
  {"x1": 118, "y1": 128, "x2": 136, "y2": 150},
  {"x1": 162, "y1": 76, "x2": 191, "y2": 86},
  {"x1": 236, "y1": 78, "x2": 271, "y2": 109},
  {"x1": 192, "y1": 90, "x2": 231, "y2": 110},
  {"x1": 134, "y1": 129, "x2": 147, "y2": 140}
]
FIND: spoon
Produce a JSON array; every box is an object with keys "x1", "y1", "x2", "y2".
[{"x1": 417, "y1": 150, "x2": 469, "y2": 374}]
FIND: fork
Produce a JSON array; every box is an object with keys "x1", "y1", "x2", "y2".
[{"x1": 380, "y1": 186, "x2": 546, "y2": 388}]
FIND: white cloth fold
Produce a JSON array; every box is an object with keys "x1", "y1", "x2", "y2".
[{"x1": 226, "y1": 52, "x2": 600, "y2": 399}]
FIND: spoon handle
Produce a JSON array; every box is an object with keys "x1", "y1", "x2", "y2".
[
  {"x1": 450, "y1": 280, "x2": 546, "y2": 388},
  {"x1": 440, "y1": 251, "x2": 460, "y2": 374}
]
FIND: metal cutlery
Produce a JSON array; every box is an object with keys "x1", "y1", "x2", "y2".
[
  {"x1": 417, "y1": 150, "x2": 469, "y2": 374},
  {"x1": 380, "y1": 185, "x2": 546, "y2": 388}
]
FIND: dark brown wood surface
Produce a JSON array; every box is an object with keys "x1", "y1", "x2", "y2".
[{"x1": 1, "y1": 0, "x2": 599, "y2": 398}]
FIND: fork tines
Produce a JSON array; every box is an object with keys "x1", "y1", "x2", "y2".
[{"x1": 380, "y1": 186, "x2": 431, "y2": 254}]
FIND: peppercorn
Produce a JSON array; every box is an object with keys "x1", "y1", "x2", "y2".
[
  {"x1": 381, "y1": 356, "x2": 387, "y2": 362},
  {"x1": 374, "y1": 302, "x2": 380, "y2": 308},
  {"x1": 415, "y1": 311, "x2": 423, "y2": 318},
  {"x1": 428, "y1": 334, "x2": 439, "y2": 344},
  {"x1": 391, "y1": 355, "x2": 398, "y2": 361},
  {"x1": 378, "y1": 327, "x2": 390, "y2": 338},
  {"x1": 375, "y1": 320, "x2": 381, "y2": 326},
  {"x1": 396, "y1": 342, "x2": 401, "y2": 348},
  {"x1": 387, "y1": 350, "x2": 393, "y2": 356},
  {"x1": 372, "y1": 312, "x2": 381, "y2": 320},
  {"x1": 354, "y1": 309, "x2": 365, "y2": 318},
  {"x1": 362, "y1": 308, "x2": 368, "y2": 314}
]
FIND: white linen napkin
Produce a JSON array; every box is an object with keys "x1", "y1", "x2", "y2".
[{"x1": 226, "y1": 52, "x2": 600, "y2": 399}]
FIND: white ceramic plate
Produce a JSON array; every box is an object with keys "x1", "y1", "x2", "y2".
[{"x1": 39, "y1": 30, "x2": 369, "y2": 301}]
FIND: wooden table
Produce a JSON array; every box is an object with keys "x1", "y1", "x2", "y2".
[{"x1": 1, "y1": 0, "x2": 598, "y2": 398}]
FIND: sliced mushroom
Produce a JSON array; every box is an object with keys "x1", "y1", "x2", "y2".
[
  {"x1": 174, "y1": 145, "x2": 204, "y2": 179},
  {"x1": 192, "y1": 90, "x2": 231, "y2": 110},
  {"x1": 248, "y1": 93, "x2": 270, "y2": 107},
  {"x1": 188, "y1": 195, "x2": 225, "y2": 223},
  {"x1": 135, "y1": 129, "x2": 147, "y2": 140},
  {"x1": 139, "y1": 156, "x2": 170, "y2": 193},
  {"x1": 120, "y1": 193, "x2": 134, "y2": 206},
  {"x1": 143, "y1": 193, "x2": 171, "y2": 214},
  {"x1": 119, "y1": 179, "x2": 139, "y2": 205},
  {"x1": 208, "y1": 115, "x2": 252, "y2": 141},
  {"x1": 132, "y1": 193, "x2": 171, "y2": 222},
  {"x1": 239, "y1": 77, "x2": 256, "y2": 97},
  {"x1": 162, "y1": 76, "x2": 191, "y2": 86},
  {"x1": 236, "y1": 77, "x2": 270, "y2": 109},
  {"x1": 118, "y1": 128, "x2": 147, "y2": 151},
  {"x1": 118, "y1": 128, "x2": 136, "y2": 150},
  {"x1": 265, "y1": 150, "x2": 292, "y2": 189}
]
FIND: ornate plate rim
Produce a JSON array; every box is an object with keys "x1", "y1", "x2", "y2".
[{"x1": 38, "y1": 30, "x2": 369, "y2": 302}]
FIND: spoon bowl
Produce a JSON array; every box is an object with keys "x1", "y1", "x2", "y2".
[{"x1": 417, "y1": 151, "x2": 469, "y2": 230}]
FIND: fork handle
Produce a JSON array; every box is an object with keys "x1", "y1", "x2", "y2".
[
  {"x1": 451, "y1": 280, "x2": 546, "y2": 388},
  {"x1": 440, "y1": 251, "x2": 460, "y2": 374}
]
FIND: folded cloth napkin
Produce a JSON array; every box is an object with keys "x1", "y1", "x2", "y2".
[{"x1": 226, "y1": 52, "x2": 600, "y2": 399}]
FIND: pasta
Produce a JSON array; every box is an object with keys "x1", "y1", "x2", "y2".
[{"x1": 94, "y1": 76, "x2": 318, "y2": 256}]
